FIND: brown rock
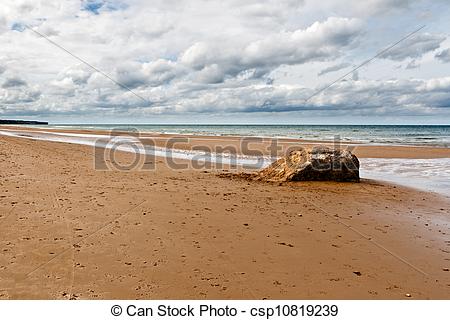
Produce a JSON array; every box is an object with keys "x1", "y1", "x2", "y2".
[{"x1": 258, "y1": 146, "x2": 359, "y2": 182}]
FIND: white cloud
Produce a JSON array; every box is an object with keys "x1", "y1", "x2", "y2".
[
  {"x1": 0, "y1": 0, "x2": 449, "y2": 122},
  {"x1": 181, "y1": 17, "x2": 363, "y2": 84}
]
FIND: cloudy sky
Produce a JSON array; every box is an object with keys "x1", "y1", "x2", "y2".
[{"x1": 0, "y1": 0, "x2": 450, "y2": 124}]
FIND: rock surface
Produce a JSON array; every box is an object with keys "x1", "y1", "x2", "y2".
[{"x1": 258, "y1": 146, "x2": 360, "y2": 182}]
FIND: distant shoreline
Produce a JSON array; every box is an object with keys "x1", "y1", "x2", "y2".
[{"x1": 0, "y1": 120, "x2": 48, "y2": 125}]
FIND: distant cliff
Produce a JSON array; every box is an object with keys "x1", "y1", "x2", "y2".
[{"x1": 0, "y1": 119, "x2": 48, "y2": 125}]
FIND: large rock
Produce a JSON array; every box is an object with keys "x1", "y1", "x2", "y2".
[{"x1": 258, "y1": 146, "x2": 360, "y2": 182}]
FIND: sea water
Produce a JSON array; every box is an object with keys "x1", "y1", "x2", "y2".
[{"x1": 45, "y1": 124, "x2": 450, "y2": 147}]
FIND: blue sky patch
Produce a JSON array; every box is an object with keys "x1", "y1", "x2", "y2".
[
  {"x1": 82, "y1": 0, "x2": 128, "y2": 15},
  {"x1": 11, "y1": 22, "x2": 26, "y2": 32}
]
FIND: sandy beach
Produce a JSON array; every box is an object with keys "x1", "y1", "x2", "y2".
[{"x1": 0, "y1": 128, "x2": 449, "y2": 299}]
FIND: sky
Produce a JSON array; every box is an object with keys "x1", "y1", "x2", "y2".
[{"x1": 0, "y1": 0, "x2": 450, "y2": 124}]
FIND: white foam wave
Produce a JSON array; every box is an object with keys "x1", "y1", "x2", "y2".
[{"x1": 0, "y1": 129, "x2": 273, "y2": 168}]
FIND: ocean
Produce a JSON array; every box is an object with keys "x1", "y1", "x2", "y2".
[{"x1": 48, "y1": 124, "x2": 450, "y2": 147}]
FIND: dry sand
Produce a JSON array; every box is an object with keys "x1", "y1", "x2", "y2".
[{"x1": 0, "y1": 133, "x2": 449, "y2": 299}]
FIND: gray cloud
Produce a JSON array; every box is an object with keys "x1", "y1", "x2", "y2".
[
  {"x1": 405, "y1": 59, "x2": 420, "y2": 69},
  {"x1": 0, "y1": 86, "x2": 41, "y2": 105},
  {"x1": 233, "y1": 0, "x2": 305, "y2": 27},
  {"x1": 92, "y1": 76, "x2": 450, "y2": 117},
  {"x1": 223, "y1": 77, "x2": 450, "y2": 115},
  {"x1": 435, "y1": 48, "x2": 450, "y2": 63},
  {"x1": 55, "y1": 67, "x2": 92, "y2": 85},
  {"x1": 361, "y1": 0, "x2": 413, "y2": 13},
  {"x1": 115, "y1": 59, "x2": 181, "y2": 89},
  {"x1": 0, "y1": 15, "x2": 7, "y2": 34},
  {"x1": 380, "y1": 33, "x2": 445, "y2": 61},
  {"x1": 115, "y1": 63, "x2": 148, "y2": 89},
  {"x1": 318, "y1": 62, "x2": 351, "y2": 76},
  {"x1": 2, "y1": 77, "x2": 27, "y2": 88}
]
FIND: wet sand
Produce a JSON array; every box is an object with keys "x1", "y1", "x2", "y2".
[{"x1": 0, "y1": 133, "x2": 449, "y2": 299}]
